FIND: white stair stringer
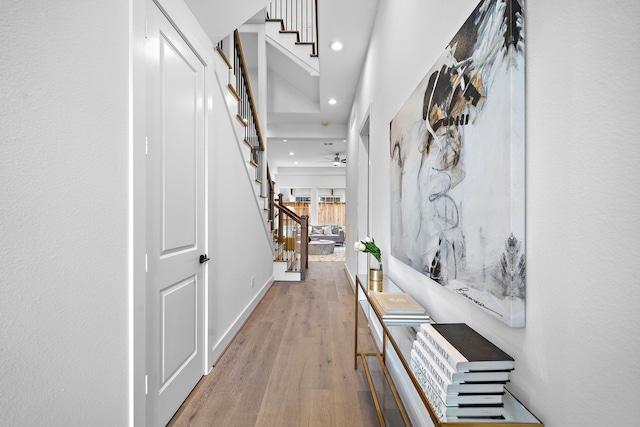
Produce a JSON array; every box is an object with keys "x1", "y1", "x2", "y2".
[
  {"x1": 264, "y1": 20, "x2": 319, "y2": 76},
  {"x1": 214, "y1": 46, "x2": 272, "y2": 246},
  {"x1": 273, "y1": 259, "x2": 302, "y2": 281},
  {"x1": 215, "y1": 41, "x2": 304, "y2": 282}
]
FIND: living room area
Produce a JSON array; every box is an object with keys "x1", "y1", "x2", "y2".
[
  {"x1": 268, "y1": 127, "x2": 349, "y2": 263},
  {"x1": 278, "y1": 187, "x2": 347, "y2": 261}
]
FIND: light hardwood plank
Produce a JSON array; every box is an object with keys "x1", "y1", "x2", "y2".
[{"x1": 168, "y1": 261, "x2": 379, "y2": 427}]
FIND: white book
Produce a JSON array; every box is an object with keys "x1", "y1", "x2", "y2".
[
  {"x1": 420, "y1": 323, "x2": 515, "y2": 371},
  {"x1": 383, "y1": 317, "x2": 430, "y2": 327},
  {"x1": 416, "y1": 332, "x2": 462, "y2": 382},
  {"x1": 416, "y1": 332, "x2": 510, "y2": 383},
  {"x1": 381, "y1": 314, "x2": 431, "y2": 321},
  {"x1": 410, "y1": 351, "x2": 504, "y2": 419},
  {"x1": 414, "y1": 340, "x2": 504, "y2": 396},
  {"x1": 411, "y1": 349, "x2": 503, "y2": 405}
]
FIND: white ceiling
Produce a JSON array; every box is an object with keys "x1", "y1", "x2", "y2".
[
  {"x1": 260, "y1": 0, "x2": 380, "y2": 171},
  {"x1": 187, "y1": 0, "x2": 379, "y2": 170}
]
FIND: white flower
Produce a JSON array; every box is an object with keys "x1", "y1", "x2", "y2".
[{"x1": 354, "y1": 237, "x2": 382, "y2": 266}]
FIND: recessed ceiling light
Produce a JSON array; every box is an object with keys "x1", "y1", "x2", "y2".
[
  {"x1": 283, "y1": 139, "x2": 287, "y2": 142},
  {"x1": 294, "y1": 161, "x2": 298, "y2": 165},
  {"x1": 289, "y1": 152, "x2": 294, "y2": 156},
  {"x1": 329, "y1": 41, "x2": 343, "y2": 51},
  {"x1": 328, "y1": 98, "x2": 337, "y2": 105}
]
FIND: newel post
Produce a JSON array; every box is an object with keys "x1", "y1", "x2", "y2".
[
  {"x1": 300, "y1": 215, "x2": 309, "y2": 269},
  {"x1": 269, "y1": 180, "x2": 276, "y2": 230},
  {"x1": 277, "y1": 193, "x2": 284, "y2": 244}
]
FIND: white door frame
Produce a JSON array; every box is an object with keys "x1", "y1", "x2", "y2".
[
  {"x1": 131, "y1": 0, "x2": 214, "y2": 425},
  {"x1": 357, "y1": 114, "x2": 371, "y2": 275}
]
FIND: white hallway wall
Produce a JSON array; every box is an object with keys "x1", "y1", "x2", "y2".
[
  {"x1": 186, "y1": 0, "x2": 270, "y2": 43},
  {"x1": 208, "y1": 47, "x2": 275, "y2": 364},
  {"x1": 0, "y1": 1, "x2": 129, "y2": 425},
  {"x1": 1, "y1": 0, "x2": 275, "y2": 424},
  {"x1": 346, "y1": 0, "x2": 640, "y2": 426}
]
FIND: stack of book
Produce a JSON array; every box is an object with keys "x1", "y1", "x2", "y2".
[
  {"x1": 369, "y1": 292, "x2": 430, "y2": 326},
  {"x1": 409, "y1": 323, "x2": 514, "y2": 421}
]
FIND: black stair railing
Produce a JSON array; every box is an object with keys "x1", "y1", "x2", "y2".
[
  {"x1": 274, "y1": 193, "x2": 309, "y2": 277},
  {"x1": 233, "y1": 30, "x2": 265, "y2": 184},
  {"x1": 226, "y1": 33, "x2": 308, "y2": 278},
  {"x1": 267, "y1": 0, "x2": 319, "y2": 56},
  {"x1": 267, "y1": 166, "x2": 276, "y2": 231}
]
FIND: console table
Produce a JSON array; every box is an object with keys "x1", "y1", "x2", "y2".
[{"x1": 354, "y1": 273, "x2": 543, "y2": 427}]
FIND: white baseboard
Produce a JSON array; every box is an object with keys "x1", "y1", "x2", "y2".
[
  {"x1": 208, "y1": 274, "x2": 275, "y2": 366},
  {"x1": 343, "y1": 263, "x2": 356, "y2": 291}
]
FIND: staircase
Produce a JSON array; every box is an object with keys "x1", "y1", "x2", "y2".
[
  {"x1": 266, "y1": 0, "x2": 318, "y2": 54},
  {"x1": 273, "y1": 193, "x2": 309, "y2": 281},
  {"x1": 265, "y1": 0, "x2": 319, "y2": 75},
  {"x1": 215, "y1": 28, "x2": 309, "y2": 281}
]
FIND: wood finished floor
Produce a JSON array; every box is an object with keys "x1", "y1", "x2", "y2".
[{"x1": 168, "y1": 261, "x2": 379, "y2": 427}]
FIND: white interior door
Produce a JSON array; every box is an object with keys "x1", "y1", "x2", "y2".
[{"x1": 145, "y1": 2, "x2": 206, "y2": 425}]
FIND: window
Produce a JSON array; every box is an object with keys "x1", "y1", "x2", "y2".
[{"x1": 320, "y1": 196, "x2": 341, "y2": 203}]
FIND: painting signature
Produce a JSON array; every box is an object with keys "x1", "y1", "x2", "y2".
[{"x1": 455, "y1": 288, "x2": 503, "y2": 317}]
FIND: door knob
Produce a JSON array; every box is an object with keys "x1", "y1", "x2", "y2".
[{"x1": 199, "y1": 254, "x2": 210, "y2": 264}]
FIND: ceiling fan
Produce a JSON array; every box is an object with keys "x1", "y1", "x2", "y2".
[{"x1": 322, "y1": 153, "x2": 347, "y2": 166}]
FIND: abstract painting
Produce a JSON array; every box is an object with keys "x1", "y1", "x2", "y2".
[{"x1": 390, "y1": 0, "x2": 526, "y2": 327}]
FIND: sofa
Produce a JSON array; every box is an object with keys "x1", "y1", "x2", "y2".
[{"x1": 309, "y1": 225, "x2": 345, "y2": 245}]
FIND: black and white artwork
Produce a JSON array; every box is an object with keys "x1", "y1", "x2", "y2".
[{"x1": 390, "y1": 0, "x2": 526, "y2": 327}]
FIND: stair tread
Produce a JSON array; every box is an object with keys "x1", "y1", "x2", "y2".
[
  {"x1": 279, "y1": 30, "x2": 300, "y2": 42},
  {"x1": 228, "y1": 84, "x2": 240, "y2": 101},
  {"x1": 266, "y1": 18, "x2": 285, "y2": 31},
  {"x1": 235, "y1": 114, "x2": 248, "y2": 126}
]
